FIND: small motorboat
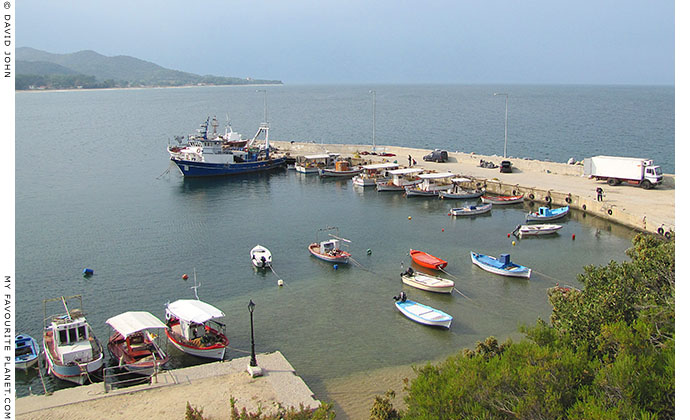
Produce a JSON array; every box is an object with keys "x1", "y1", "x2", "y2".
[
  {"x1": 480, "y1": 194, "x2": 524, "y2": 205},
  {"x1": 409, "y1": 249, "x2": 448, "y2": 270},
  {"x1": 450, "y1": 203, "x2": 492, "y2": 216},
  {"x1": 400, "y1": 267, "x2": 454, "y2": 293},
  {"x1": 470, "y1": 252, "x2": 531, "y2": 278},
  {"x1": 525, "y1": 206, "x2": 569, "y2": 222},
  {"x1": 308, "y1": 227, "x2": 351, "y2": 264},
  {"x1": 318, "y1": 160, "x2": 361, "y2": 177},
  {"x1": 106, "y1": 311, "x2": 170, "y2": 376},
  {"x1": 404, "y1": 173, "x2": 454, "y2": 197},
  {"x1": 250, "y1": 245, "x2": 272, "y2": 269},
  {"x1": 165, "y1": 299, "x2": 229, "y2": 360},
  {"x1": 439, "y1": 189, "x2": 484, "y2": 199},
  {"x1": 393, "y1": 292, "x2": 452, "y2": 328},
  {"x1": 513, "y1": 224, "x2": 563, "y2": 238},
  {"x1": 15, "y1": 334, "x2": 40, "y2": 370}
]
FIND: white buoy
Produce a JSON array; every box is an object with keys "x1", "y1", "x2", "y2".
[{"x1": 278, "y1": 279, "x2": 284, "y2": 287}]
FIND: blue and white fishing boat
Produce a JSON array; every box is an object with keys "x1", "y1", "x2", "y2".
[
  {"x1": 393, "y1": 293, "x2": 452, "y2": 328},
  {"x1": 15, "y1": 334, "x2": 41, "y2": 370},
  {"x1": 525, "y1": 206, "x2": 569, "y2": 222},
  {"x1": 43, "y1": 295, "x2": 104, "y2": 384},
  {"x1": 470, "y1": 252, "x2": 531, "y2": 278},
  {"x1": 168, "y1": 117, "x2": 287, "y2": 177}
]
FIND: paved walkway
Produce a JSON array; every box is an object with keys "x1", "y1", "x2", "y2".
[{"x1": 17, "y1": 352, "x2": 320, "y2": 420}]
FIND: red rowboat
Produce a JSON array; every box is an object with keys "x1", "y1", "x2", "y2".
[
  {"x1": 480, "y1": 194, "x2": 524, "y2": 205},
  {"x1": 409, "y1": 249, "x2": 448, "y2": 270}
]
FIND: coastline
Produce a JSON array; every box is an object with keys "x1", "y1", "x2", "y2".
[{"x1": 15, "y1": 83, "x2": 284, "y2": 94}]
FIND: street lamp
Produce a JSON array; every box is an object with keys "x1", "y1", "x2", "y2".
[
  {"x1": 369, "y1": 90, "x2": 376, "y2": 150},
  {"x1": 248, "y1": 299, "x2": 257, "y2": 367},
  {"x1": 494, "y1": 93, "x2": 508, "y2": 158}
]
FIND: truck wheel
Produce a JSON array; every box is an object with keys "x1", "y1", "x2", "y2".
[
  {"x1": 641, "y1": 180, "x2": 652, "y2": 189},
  {"x1": 606, "y1": 178, "x2": 618, "y2": 186}
]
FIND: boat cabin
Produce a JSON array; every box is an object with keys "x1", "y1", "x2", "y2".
[
  {"x1": 417, "y1": 172, "x2": 455, "y2": 192},
  {"x1": 319, "y1": 239, "x2": 343, "y2": 254},
  {"x1": 295, "y1": 153, "x2": 340, "y2": 172},
  {"x1": 499, "y1": 254, "x2": 511, "y2": 266},
  {"x1": 165, "y1": 299, "x2": 226, "y2": 342},
  {"x1": 388, "y1": 168, "x2": 422, "y2": 186},
  {"x1": 49, "y1": 313, "x2": 92, "y2": 365}
]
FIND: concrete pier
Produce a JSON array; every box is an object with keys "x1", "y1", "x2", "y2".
[
  {"x1": 17, "y1": 351, "x2": 320, "y2": 420},
  {"x1": 275, "y1": 141, "x2": 675, "y2": 235}
]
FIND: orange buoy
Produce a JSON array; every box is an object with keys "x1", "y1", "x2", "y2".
[
  {"x1": 572, "y1": 234, "x2": 576, "y2": 240},
  {"x1": 182, "y1": 274, "x2": 189, "y2": 280}
]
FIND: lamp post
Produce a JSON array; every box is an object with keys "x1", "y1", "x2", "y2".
[
  {"x1": 369, "y1": 90, "x2": 376, "y2": 150},
  {"x1": 493, "y1": 93, "x2": 508, "y2": 158},
  {"x1": 248, "y1": 299, "x2": 257, "y2": 367}
]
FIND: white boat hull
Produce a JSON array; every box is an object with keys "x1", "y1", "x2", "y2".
[
  {"x1": 401, "y1": 273, "x2": 454, "y2": 293},
  {"x1": 166, "y1": 333, "x2": 226, "y2": 360},
  {"x1": 395, "y1": 300, "x2": 452, "y2": 328},
  {"x1": 517, "y1": 224, "x2": 563, "y2": 237}
]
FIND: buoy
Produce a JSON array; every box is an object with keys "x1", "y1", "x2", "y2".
[
  {"x1": 448, "y1": 213, "x2": 451, "y2": 216},
  {"x1": 441, "y1": 228, "x2": 444, "y2": 232},
  {"x1": 367, "y1": 249, "x2": 372, "y2": 255},
  {"x1": 572, "y1": 234, "x2": 576, "y2": 240},
  {"x1": 333, "y1": 264, "x2": 338, "y2": 270},
  {"x1": 507, "y1": 233, "x2": 511, "y2": 238},
  {"x1": 182, "y1": 274, "x2": 189, "y2": 280},
  {"x1": 278, "y1": 279, "x2": 284, "y2": 287},
  {"x1": 82, "y1": 268, "x2": 94, "y2": 277},
  {"x1": 512, "y1": 241, "x2": 516, "y2": 246},
  {"x1": 408, "y1": 216, "x2": 412, "y2": 220}
]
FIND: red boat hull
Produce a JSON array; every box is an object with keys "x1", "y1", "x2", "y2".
[{"x1": 409, "y1": 249, "x2": 448, "y2": 270}]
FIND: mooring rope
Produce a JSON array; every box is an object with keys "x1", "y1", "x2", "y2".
[
  {"x1": 349, "y1": 256, "x2": 377, "y2": 274},
  {"x1": 156, "y1": 164, "x2": 173, "y2": 179}
]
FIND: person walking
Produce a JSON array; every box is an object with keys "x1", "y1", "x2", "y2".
[
  {"x1": 596, "y1": 187, "x2": 603, "y2": 201},
  {"x1": 408, "y1": 155, "x2": 412, "y2": 166}
]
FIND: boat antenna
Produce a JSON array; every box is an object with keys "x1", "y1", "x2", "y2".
[
  {"x1": 61, "y1": 296, "x2": 71, "y2": 320},
  {"x1": 190, "y1": 268, "x2": 201, "y2": 300}
]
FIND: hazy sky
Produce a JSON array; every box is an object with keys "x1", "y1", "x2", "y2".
[{"x1": 18, "y1": 0, "x2": 674, "y2": 85}]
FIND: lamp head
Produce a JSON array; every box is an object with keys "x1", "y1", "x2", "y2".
[{"x1": 248, "y1": 299, "x2": 256, "y2": 313}]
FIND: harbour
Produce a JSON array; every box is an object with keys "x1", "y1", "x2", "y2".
[{"x1": 15, "y1": 84, "x2": 673, "y2": 418}]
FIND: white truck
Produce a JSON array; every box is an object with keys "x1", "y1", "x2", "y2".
[{"x1": 583, "y1": 156, "x2": 663, "y2": 189}]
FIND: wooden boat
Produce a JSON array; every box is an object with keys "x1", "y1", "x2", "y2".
[
  {"x1": 318, "y1": 160, "x2": 361, "y2": 177},
  {"x1": 295, "y1": 153, "x2": 340, "y2": 174},
  {"x1": 375, "y1": 168, "x2": 422, "y2": 191},
  {"x1": 410, "y1": 249, "x2": 447, "y2": 270},
  {"x1": 250, "y1": 244, "x2": 272, "y2": 269},
  {"x1": 404, "y1": 172, "x2": 454, "y2": 197},
  {"x1": 394, "y1": 294, "x2": 452, "y2": 328},
  {"x1": 308, "y1": 227, "x2": 351, "y2": 264},
  {"x1": 525, "y1": 206, "x2": 569, "y2": 222},
  {"x1": 470, "y1": 252, "x2": 531, "y2": 278},
  {"x1": 480, "y1": 194, "x2": 524, "y2": 205},
  {"x1": 43, "y1": 295, "x2": 104, "y2": 384},
  {"x1": 513, "y1": 224, "x2": 563, "y2": 238},
  {"x1": 352, "y1": 163, "x2": 399, "y2": 187},
  {"x1": 450, "y1": 203, "x2": 492, "y2": 216},
  {"x1": 400, "y1": 267, "x2": 454, "y2": 293},
  {"x1": 15, "y1": 334, "x2": 40, "y2": 370},
  {"x1": 106, "y1": 311, "x2": 170, "y2": 376},
  {"x1": 439, "y1": 177, "x2": 483, "y2": 199},
  {"x1": 165, "y1": 299, "x2": 229, "y2": 360}
]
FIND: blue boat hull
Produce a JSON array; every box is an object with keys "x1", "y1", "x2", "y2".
[{"x1": 171, "y1": 157, "x2": 287, "y2": 177}]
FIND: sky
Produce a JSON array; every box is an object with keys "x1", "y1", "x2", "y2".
[{"x1": 17, "y1": 0, "x2": 675, "y2": 85}]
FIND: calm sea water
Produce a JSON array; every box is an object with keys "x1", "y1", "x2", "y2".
[{"x1": 15, "y1": 85, "x2": 671, "y2": 403}]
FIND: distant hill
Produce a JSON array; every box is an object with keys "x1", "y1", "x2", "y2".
[{"x1": 16, "y1": 47, "x2": 282, "y2": 90}]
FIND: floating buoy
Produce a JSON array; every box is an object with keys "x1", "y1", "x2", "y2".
[
  {"x1": 367, "y1": 249, "x2": 372, "y2": 255},
  {"x1": 182, "y1": 274, "x2": 189, "y2": 280},
  {"x1": 512, "y1": 241, "x2": 516, "y2": 246},
  {"x1": 333, "y1": 264, "x2": 338, "y2": 270},
  {"x1": 441, "y1": 228, "x2": 444, "y2": 232},
  {"x1": 82, "y1": 268, "x2": 94, "y2": 277},
  {"x1": 448, "y1": 212, "x2": 451, "y2": 216},
  {"x1": 277, "y1": 279, "x2": 284, "y2": 287},
  {"x1": 572, "y1": 234, "x2": 576, "y2": 240},
  {"x1": 507, "y1": 233, "x2": 511, "y2": 238},
  {"x1": 408, "y1": 216, "x2": 412, "y2": 220}
]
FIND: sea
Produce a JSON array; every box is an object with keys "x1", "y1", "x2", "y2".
[{"x1": 14, "y1": 84, "x2": 674, "y2": 415}]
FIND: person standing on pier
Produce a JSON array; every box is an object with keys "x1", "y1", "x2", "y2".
[
  {"x1": 596, "y1": 187, "x2": 604, "y2": 201},
  {"x1": 408, "y1": 155, "x2": 412, "y2": 166}
]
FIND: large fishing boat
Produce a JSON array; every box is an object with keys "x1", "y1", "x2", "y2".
[{"x1": 168, "y1": 116, "x2": 287, "y2": 177}]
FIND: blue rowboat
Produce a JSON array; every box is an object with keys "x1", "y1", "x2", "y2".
[
  {"x1": 15, "y1": 334, "x2": 41, "y2": 370},
  {"x1": 470, "y1": 251, "x2": 531, "y2": 278},
  {"x1": 394, "y1": 299, "x2": 452, "y2": 328},
  {"x1": 450, "y1": 203, "x2": 492, "y2": 216},
  {"x1": 525, "y1": 206, "x2": 569, "y2": 222}
]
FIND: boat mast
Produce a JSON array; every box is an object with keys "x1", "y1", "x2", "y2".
[
  {"x1": 191, "y1": 268, "x2": 201, "y2": 300},
  {"x1": 369, "y1": 90, "x2": 376, "y2": 151}
]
